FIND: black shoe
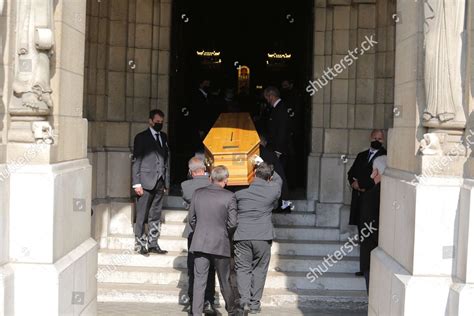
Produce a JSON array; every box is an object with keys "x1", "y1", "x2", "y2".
[
  {"x1": 203, "y1": 300, "x2": 215, "y2": 314},
  {"x1": 148, "y1": 245, "x2": 168, "y2": 254},
  {"x1": 136, "y1": 246, "x2": 149, "y2": 257},
  {"x1": 355, "y1": 271, "x2": 364, "y2": 277}
]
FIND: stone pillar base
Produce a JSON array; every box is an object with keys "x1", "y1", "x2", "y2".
[
  {"x1": 369, "y1": 168, "x2": 474, "y2": 315},
  {"x1": 448, "y1": 283, "x2": 474, "y2": 316},
  {"x1": 6, "y1": 158, "x2": 97, "y2": 315},
  {"x1": 369, "y1": 248, "x2": 453, "y2": 315},
  {"x1": 8, "y1": 238, "x2": 97, "y2": 316},
  {"x1": 0, "y1": 265, "x2": 14, "y2": 316}
]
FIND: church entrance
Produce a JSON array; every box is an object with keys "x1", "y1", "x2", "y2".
[{"x1": 168, "y1": 0, "x2": 314, "y2": 195}]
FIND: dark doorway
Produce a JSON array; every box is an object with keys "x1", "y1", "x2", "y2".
[{"x1": 168, "y1": 0, "x2": 314, "y2": 197}]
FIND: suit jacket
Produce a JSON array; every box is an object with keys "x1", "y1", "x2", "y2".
[
  {"x1": 281, "y1": 89, "x2": 303, "y2": 137},
  {"x1": 347, "y1": 148, "x2": 386, "y2": 225},
  {"x1": 234, "y1": 173, "x2": 282, "y2": 241},
  {"x1": 267, "y1": 99, "x2": 290, "y2": 155},
  {"x1": 189, "y1": 184, "x2": 238, "y2": 257},
  {"x1": 132, "y1": 128, "x2": 169, "y2": 191},
  {"x1": 181, "y1": 175, "x2": 211, "y2": 238},
  {"x1": 191, "y1": 89, "x2": 217, "y2": 135}
]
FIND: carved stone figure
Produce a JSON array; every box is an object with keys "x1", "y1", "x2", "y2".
[
  {"x1": 8, "y1": 0, "x2": 55, "y2": 143},
  {"x1": 423, "y1": 0, "x2": 466, "y2": 126},
  {"x1": 10, "y1": 0, "x2": 54, "y2": 114}
]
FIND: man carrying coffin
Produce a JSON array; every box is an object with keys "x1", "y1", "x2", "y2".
[
  {"x1": 181, "y1": 156, "x2": 216, "y2": 314},
  {"x1": 188, "y1": 165, "x2": 238, "y2": 316},
  {"x1": 234, "y1": 162, "x2": 282, "y2": 314}
]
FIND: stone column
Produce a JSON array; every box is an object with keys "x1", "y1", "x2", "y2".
[
  {"x1": 369, "y1": 0, "x2": 474, "y2": 314},
  {"x1": 0, "y1": 0, "x2": 13, "y2": 314},
  {"x1": 1, "y1": 1, "x2": 97, "y2": 315}
]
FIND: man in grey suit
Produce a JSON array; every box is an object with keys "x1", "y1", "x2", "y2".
[
  {"x1": 132, "y1": 109, "x2": 169, "y2": 256},
  {"x1": 181, "y1": 157, "x2": 216, "y2": 314},
  {"x1": 234, "y1": 162, "x2": 282, "y2": 313},
  {"x1": 189, "y1": 165, "x2": 238, "y2": 316}
]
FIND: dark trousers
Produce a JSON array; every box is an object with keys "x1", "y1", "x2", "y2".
[
  {"x1": 134, "y1": 178, "x2": 164, "y2": 247},
  {"x1": 187, "y1": 234, "x2": 216, "y2": 303},
  {"x1": 234, "y1": 240, "x2": 272, "y2": 309},
  {"x1": 277, "y1": 154, "x2": 289, "y2": 201},
  {"x1": 193, "y1": 252, "x2": 236, "y2": 316}
]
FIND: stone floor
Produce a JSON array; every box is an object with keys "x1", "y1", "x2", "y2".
[{"x1": 97, "y1": 302, "x2": 368, "y2": 315}]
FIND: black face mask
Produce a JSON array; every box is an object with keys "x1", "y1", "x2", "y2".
[
  {"x1": 153, "y1": 122, "x2": 163, "y2": 132},
  {"x1": 370, "y1": 140, "x2": 382, "y2": 150}
]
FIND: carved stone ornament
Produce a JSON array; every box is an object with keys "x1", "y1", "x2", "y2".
[
  {"x1": 32, "y1": 121, "x2": 53, "y2": 144},
  {"x1": 420, "y1": 133, "x2": 444, "y2": 156}
]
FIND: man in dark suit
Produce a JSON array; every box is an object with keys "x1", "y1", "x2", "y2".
[
  {"x1": 234, "y1": 162, "x2": 282, "y2": 314},
  {"x1": 132, "y1": 109, "x2": 169, "y2": 256},
  {"x1": 281, "y1": 79, "x2": 305, "y2": 189},
  {"x1": 181, "y1": 156, "x2": 215, "y2": 314},
  {"x1": 347, "y1": 129, "x2": 386, "y2": 276},
  {"x1": 263, "y1": 86, "x2": 290, "y2": 163},
  {"x1": 263, "y1": 86, "x2": 293, "y2": 212},
  {"x1": 189, "y1": 165, "x2": 238, "y2": 316},
  {"x1": 190, "y1": 79, "x2": 217, "y2": 146},
  {"x1": 258, "y1": 133, "x2": 290, "y2": 212}
]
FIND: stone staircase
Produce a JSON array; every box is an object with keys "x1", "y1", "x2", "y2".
[{"x1": 96, "y1": 197, "x2": 368, "y2": 311}]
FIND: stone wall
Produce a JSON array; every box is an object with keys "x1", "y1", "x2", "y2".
[
  {"x1": 84, "y1": 0, "x2": 171, "y2": 206},
  {"x1": 308, "y1": 0, "x2": 395, "y2": 234}
]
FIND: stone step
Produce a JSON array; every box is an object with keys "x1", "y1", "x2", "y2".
[
  {"x1": 98, "y1": 249, "x2": 359, "y2": 273},
  {"x1": 110, "y1": 222, "x2": 334, "y2": 240},
  {"x1": 106, "y1": 235, "x2": 360, "y2": 257},
  {"x1": 97, "y1": 266, "x2": 366, "y2": 291},
  {"x1": 156, "y1": 222, "x2": 339, "y2": 241},
  {"x1": 164, "y1": 196, "x2": 315, "y2": 213},
  {"x1": 98, "y1": 283, "x2": 368, "y2": 310},
  {"x1": 162, "y1": 209, "x2": 317, "y2": 226}
]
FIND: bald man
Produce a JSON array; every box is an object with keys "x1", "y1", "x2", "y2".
[
  {"x1": 347, "y1": 129, "x2": 387, "y2": 277},
  {"x1": 181, "y1": 157, "x2": 216, "y2": 314}
]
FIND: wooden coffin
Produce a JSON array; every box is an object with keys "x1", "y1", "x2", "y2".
[{"x1": 203, "y1": 112, "x2": 260, "y2": 186}]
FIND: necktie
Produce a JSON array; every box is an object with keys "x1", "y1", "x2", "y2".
[
  {"x1": 155, "y1": 133, "x2": 163, "y2": 147},
  {"x1": 368, "y1": 151, "x2": 375, "y2": 162}
]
